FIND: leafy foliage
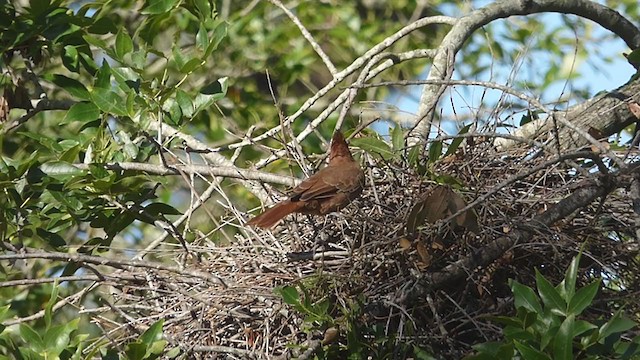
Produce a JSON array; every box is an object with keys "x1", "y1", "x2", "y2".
[{"x1": 467, "y1": 255, "x2": 640, "y2": 360}]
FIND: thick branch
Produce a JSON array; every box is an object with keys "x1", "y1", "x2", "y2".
[
  {"x1": 413, "y1": 0, "x2": 640, "y2": 138},
  {"x1": 495, "y1": 76, "x2": 640, "y2": 151}
]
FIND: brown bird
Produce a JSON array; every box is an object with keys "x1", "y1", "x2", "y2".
[{"x1": 247, "y1": 131, "x2": 364, "y2": 228}]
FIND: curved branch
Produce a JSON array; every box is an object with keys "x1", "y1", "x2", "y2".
[{"x1": 413, "y1": 0, "x2": 640, "y2": 138}]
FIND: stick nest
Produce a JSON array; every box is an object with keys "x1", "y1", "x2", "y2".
[{"x1": 106, "y1": 140, "x2": 640, "y2": 358}]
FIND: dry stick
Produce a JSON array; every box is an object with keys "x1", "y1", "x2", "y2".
[
  {"x1": 0, "y1": 275, "x2": 102, "y2": 287},
  {"x1": 72, "y1": 162, "x2": 297, "y2": 187},
  {"x1": 144, "y1": 119, "x2": 270, "y2": 201},
  {"x1": 414, "y1": 0, "x2": 640, "y2": 138},
  {"x1": 399, "y1": 171, "x2": 620, "y2": 305},
  {"x1": 192, "y1": 345, "x2": 255, "y2": 357},
  {"x1": 630, "y1": 172, "x2": 640, "y2": 243},
  {"x1": 336, "y1": 53, "x2": 402, "y2": 131},
  {"x1": 4, "y1": 284, "x2": 96, "y2": 326},
  {"x1": 3, "y1": 99, "x2": 73, "y2": 133},
  {"x1": 0, "y1": 250, "x2": 229, "y2": 287}
]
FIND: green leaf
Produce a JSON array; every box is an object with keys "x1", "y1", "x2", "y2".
[
  {"x1": 115, "y1": 28, "x2": 133, "y2": 60},
  {"x1": 511, "y1": 280, "x2": 543, "y2": 314},
  {"x1": 196, "y1": 23, "x2": 208, "y2": 51},
  {"x1": 445, "y1": 124, "x2": 471, "y2": 156},
  {"x1": 63, "y1": 45, "x2": 80, "y2": 72},
  {"x1": 562, "y1": 254, "x2": 581, "y2": 302},
  {"x1": 600, "y1": 310, "x2": 637, "y2": 339},
  {"x1": 36, "y1": 228, "x2": 66, "y2": 248},
  {"x1": 142, "y1": 0, "x2": 179, "y2": 14},
  {"x1": 44, "y1": 280, "x2": 59, "y2": 328},
  {"x1": 193, "y1": 77, "x2": 228, "y2": 113},
  {"x1": 40, "y1": 161, "x2": 85, "y2": 177},
  {"x1": 131, "y1": 49, "x2": 148, "y2": 69},
  {"x1": 536, "y1": 269, "x2": 566, "y2": 315},
  {"x1": 407, "y1": 144, "x2": 421, "y2": 167},
  {"x1": 567, "y1": 279, "x2": 600, "y2": 316},
  {"x1": 172, "y1": 44, "x2": 187, "y2": 70},
  {"x1": 176, "y1": 90, "x2": 194, "y2": 118},
  {"x1": 0, "y1": 305, "x2": 11, "y2": 322},
  {"x1": 572, "y1": 320, "x2": 597, "y2": 338},
  {"x1": 140, "y1": 319, "x2": 164, "y2": 345},
  {"x1": 180, "y1": 57, "x2": 204, "y2": 74},
  {"x1": 553, "y1": 314, "x2": 574, "y2": 360},
  {"x1": 470, "y1": 342, "x2": 514, "y2": 358},
  {"x1": 144, "y1": 202, "x2": 182, "y2": 217},
  {"x1": 19, "y1": 324, "x2": 45, "y2": 352},
  {"x1": 125, "y1": 342, "x2": 147, "y2": 360},
  {"x1": 276, "y1": 286, "x2": 301, "y2": 306},
  {"x1": 88, "y1": 16, "x2": 117, "y2": 34},
  {"x1": 349, "y1": 137, "x2": 395, "y2": 160},
  {"x1": 51, "y1": 75, "x2": 90, "y2": 100},
  {"x1": 504, "y1": 326, "x2": 536, "y2": 342},
  {"x1": 485, "y1": 315, "x2": 522, "y2": 328},
  {"x1": 391, "y1": 124, "x2": 404, "y2": 152},
  {"x1": 428, "y1": 140, "x2": 442, "y2": 163},
  {"x1": 205, "y1": 21, "x2": 227, "y2": 57},
  {"x1": 165, "y1": 347, "x2": 181, "y2": 358},
  {"x1": 61, "y1": 102, "x2": 100, "y2": 124},
  {"x1": 111, "y1": 67, "x2": 140, "y2": 92},
  {"x1": 94, "y1": 60, "x2": 112, "y2": 89},
  {"x1": 148, "y1": 340, "x2": 168, "y2": 355},
  {"x1": 106, "y1": 212, "x2": 136, "y2": 238},
  {"x1": 514, "y1": 340, "x2": 551, "y2": 360},
  {"x1": 91, "y1": 88, "x2": 128, "y2": 116},
  {"x1": 194, "y1": 0, "x2": 212, "y2": 20},
  {"x1": 43, "y1": 319, "x2": 78, "y2": 356}
]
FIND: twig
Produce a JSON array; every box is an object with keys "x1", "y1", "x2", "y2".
[
  {"x1": 0, "y1": 249, "x2": 229, "y2": 287},
  {"x1": 266, "y1": 0, "x2": 337, "y2": 76},
  {"x1": 72, "y1": 162, "x2": 298, "y2": 187}
]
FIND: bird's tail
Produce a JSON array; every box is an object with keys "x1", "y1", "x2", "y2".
[{"x1": 247, "y1": 201, "x2": 304, "y2": 228}]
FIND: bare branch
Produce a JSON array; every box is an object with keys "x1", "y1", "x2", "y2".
[
  {"x1": 0, "y1": 249, "x2": 229, "y2": 287},
  {"x1": 414, "y1": 0, "x2": 640, "y2": 138},
  {"x1": 73, "y1": 162, "x2": 298, "y2": 187}
]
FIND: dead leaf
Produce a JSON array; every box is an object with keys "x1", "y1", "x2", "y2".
[
  {"x1": 448, "y1": 189, "x2": 479, "y2": 233},
  {"x1": 398, "y1": 237, "x2": 412, "y2": 251},
  {"x1": 628, "y1": 102, "x2": 640, "y2": 119},
  {"x1": 416, "y1": 241, "x2": 432, "y2": 268},
  {"x1": 408, "y1": 185, "x2": 479, "y2": 233},
  {"x1": 322, "y1": 327, "x2": 339, "y2": 345},
  {"x1": 406, "y1": 186, "x2": 449, "y2": 233},
  {"x1": 431, "y1": 237, "x2": 445, "y2": 250}
]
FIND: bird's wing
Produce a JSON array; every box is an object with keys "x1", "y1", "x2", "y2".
[
  {"x1": 291, "y1": 167, "x2": 339, "y2": 202},
  {"x1": 293, "y1": 165, "x2": 361, "y2": 202}
]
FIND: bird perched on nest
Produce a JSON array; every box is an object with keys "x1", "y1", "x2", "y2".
[{"x1": 247, "y1": 130, "x2": 364, "y2": 228}]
